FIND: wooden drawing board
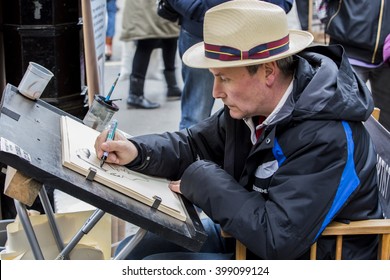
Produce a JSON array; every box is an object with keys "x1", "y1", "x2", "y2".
[{"x1": 60, "y1": 115, "x2": 186, "y2": 221}]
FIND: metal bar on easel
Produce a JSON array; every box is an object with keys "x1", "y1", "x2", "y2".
[
  {"x1": 39, "y1": 185, "x2": 68, "y2": 259},
  {"x1": 55, "y1": 208, "x2": 105, "y2": 260},
  {"x1": 13, "y1": 199, "x2": 45, "y2": 260},
  {"x1": 113, "y1": 195, "x2": 163, "y2": 260},
  {"x1": 114, "y1": 227, "x2": 148, "y2": 260}
]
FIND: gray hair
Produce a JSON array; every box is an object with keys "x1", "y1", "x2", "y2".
[{"x1": 246, "y1": 56, "x2": 295, "y2": 77}]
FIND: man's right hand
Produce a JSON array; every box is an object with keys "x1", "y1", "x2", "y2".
[{"x1": 94, "y1": 129, "x2": 138, "y2": 166}]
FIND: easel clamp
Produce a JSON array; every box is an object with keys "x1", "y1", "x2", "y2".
[
  {"x1": 86, "y1": 167, "x2": 97, "y2": 181},
  {"x1": 152, "y1": 195, "x2": 162, "y2": 210}
]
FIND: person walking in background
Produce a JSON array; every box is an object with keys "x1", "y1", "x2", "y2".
[
  {"x1": 163, "y1": 0, "x2": 294, "y2": 129},
  {"x1": 120, "y1": 0, "x2": 181, "y2": 109},
  {"x1": 323, "y1": 0, "x2": 390, "y2": 131},
  {"x1": 105, "y1": 0, "x2": 117, "y2": 61},
  {"x1": 294, "y1": 0, "x2": 309, "y2": 31}
]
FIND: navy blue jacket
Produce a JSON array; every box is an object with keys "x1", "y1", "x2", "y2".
[
  {"x1": 325, "y1": 0, "x2": 390, "y2": 64},
  {"x1": 166, "y1": 0, "x2": 294, "y2": 38}
]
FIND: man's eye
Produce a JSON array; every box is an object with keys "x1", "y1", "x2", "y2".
[{"x1": 219, "y1": 76, "x2": 227, "y2": 82}]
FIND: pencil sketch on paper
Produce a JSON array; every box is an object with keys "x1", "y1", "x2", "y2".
[
  {"x1": 75, "y1": 147, "x2": 150, "y2": 183},
  {"x1": 60, "y1": 116, "x2": 186, "y2": 221}
]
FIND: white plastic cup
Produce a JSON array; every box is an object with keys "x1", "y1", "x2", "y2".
[{"x1": 18, "y1": 62, "x2": 54, "y2": 100}]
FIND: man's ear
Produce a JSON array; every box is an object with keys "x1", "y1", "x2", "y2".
[{"x1": 264, "y1": 62, "x2": 277, "y2": 85}]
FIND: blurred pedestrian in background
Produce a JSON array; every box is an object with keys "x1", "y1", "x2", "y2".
[
  {"x1": 120, "y1": 0, "x2": 181, "y2": 109},
  {"x1": 105, "y1": 0, "x2": 118, "y2": 60},
  {"x1": 294, "y1": 0, "x2": 309, "y2": 31},
  {"x1": 323, "y1": 0, "x2": 390, "y2": 131}
]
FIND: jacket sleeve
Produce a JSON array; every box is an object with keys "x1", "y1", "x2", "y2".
[
  {"x1": 166, "y1": 0, "x2": 293, "y2": 21},
  {"x1": 166, "y1": 0, "x2": 227, "y2": 21},
  {"x1": 128, "y1": 110, "x2": 226, "y2": 180},
  {"x1": 266, "y1": 0, "x2": 293, "y2": 13}
]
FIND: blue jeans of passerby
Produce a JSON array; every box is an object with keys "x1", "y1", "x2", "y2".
[
  {"x1": 178, "y1": 28, "x2": 215, "y2": 130},
  {"x1": 106, "y1": 0, "x2": 117, "y2": 38},
  {"x1": 114, "y1": 218, "x2": 234, "y2": 260}
]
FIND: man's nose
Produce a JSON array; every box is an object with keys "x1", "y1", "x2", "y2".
[{"x1": 212, "y1": 82, "x2": 224, "y2": 99}]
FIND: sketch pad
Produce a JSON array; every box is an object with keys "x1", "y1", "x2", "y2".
[{"x1": 60, "y1": 116, "x2": 187, "y2": 221}]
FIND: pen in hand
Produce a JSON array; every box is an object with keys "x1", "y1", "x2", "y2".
[{"x1": 100, "y1": 119, "x2": 118, "y2": 167}]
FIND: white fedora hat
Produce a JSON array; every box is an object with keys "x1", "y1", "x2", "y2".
[{"x1": 183, "y1": 0, "x2": 314, "y2": 68}]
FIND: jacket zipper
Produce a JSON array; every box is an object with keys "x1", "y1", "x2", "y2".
[
  {"x1": 372, "y1": 0, "x2": 385, "y2": 63},
  {"x1": 325, "y1": 0, "x2": 342, "y2": 31}
]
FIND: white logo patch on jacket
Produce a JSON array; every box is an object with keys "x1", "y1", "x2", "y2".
[{"x1": 253, "y1": 160, "x2": 279, "y2": 194}]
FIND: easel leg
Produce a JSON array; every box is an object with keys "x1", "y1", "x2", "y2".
[
  {"x1": 39, "y1": 186, "x2": 67, "y2": 258},
  {"x1": 55, "y1": 209, "x2": 105, "y2": 260},
  {"x1": 14, "y1": 199, "x2": 45, "y2": 260},
  {"x1": 114, "y1": 227, "x2": 147, "y2": 260}
]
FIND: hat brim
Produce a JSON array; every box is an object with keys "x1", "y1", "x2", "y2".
[{"x1": 183, "y1": 30, "x2": 314, "y2": 68}]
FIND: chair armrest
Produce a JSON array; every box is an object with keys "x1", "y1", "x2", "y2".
[
  {"x1": 322, "y1": 219, "x2": 390, "y2": 236},
  {"x1": 225, "y1": 219, "x2": 390, "y2": 260},
  {"x1": 312, "y1": 219, "x2": 390, "y2": 260}
]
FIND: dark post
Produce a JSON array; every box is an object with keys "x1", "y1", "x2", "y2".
[
  {"x1": 1, "y1": 0, "x2": 86, "y2": 119},
  {"x1": 0, "y1": 0, "x2": 5, "y2": 93}
]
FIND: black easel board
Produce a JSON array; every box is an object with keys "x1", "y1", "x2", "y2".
[{"x1": 0, "y1": 84, "x2": 207, "y2": 252}]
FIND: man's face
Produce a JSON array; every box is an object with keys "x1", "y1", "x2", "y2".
[{"x1": 209, "y1": 65, "x2": 275, "y2": 119}]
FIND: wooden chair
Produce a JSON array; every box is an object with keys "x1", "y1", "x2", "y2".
[
  {"x1": 226, "y1": 109, "x2": 390, "y2": 260},
  {"x1": 371, "y1": 107, "x2": 381, "y2": 123},
  {"x1": 310, "y1": 113, "x2": 390, "y2": 260}
]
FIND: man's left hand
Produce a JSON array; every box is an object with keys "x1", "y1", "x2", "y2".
[{"x1": 169, "y1": 180, "x2": 181, "y2": 194}]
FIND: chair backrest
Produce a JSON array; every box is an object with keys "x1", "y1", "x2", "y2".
[
  {"x1": 310, "y1": 115, "x2": 390, "y2": 260},
  {"x1": 364, "y1": 115, "x2": 390, "y2": 218}
]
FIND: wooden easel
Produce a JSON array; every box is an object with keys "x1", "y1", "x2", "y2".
[
  {"x1": 0, "y1": 15, "x2": 6, "y2": 93},
  {"x1": 81, "y1": 0, "x2": 101, "y2": 106},
  {"x1": 0, "y1": 84, "x2": 207, "y2": 259}
]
